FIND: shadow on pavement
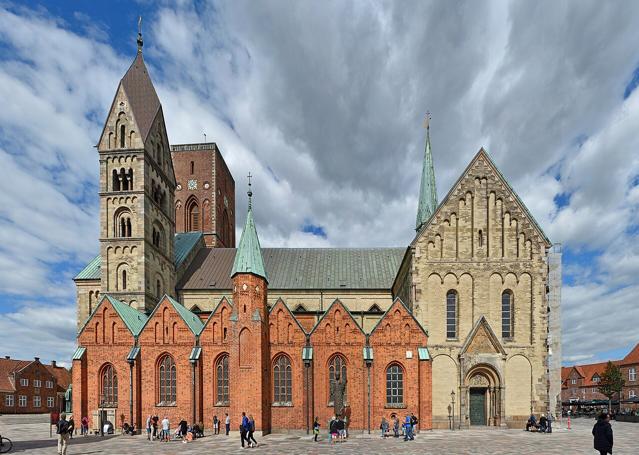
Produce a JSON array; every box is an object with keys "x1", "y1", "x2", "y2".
[{"x1": 10, "y1": 436, "x2": 116, "y2": 452}]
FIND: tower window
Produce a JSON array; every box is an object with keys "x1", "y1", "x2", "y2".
[
  {"x1": 502, "y1": 290, "x2": 514, "y2": 338},
  {"x1": 112, "y1": 169, "x2": 120, "y2": 191},
  {"x1": 122, "y1": 270, "x2": 127, "y2": 290},
  {"x1": 190, "y1": 161, "x2": 194, "y2": 174},
  {"x1": 478, "y1": 230, "x2": 483, "y2": 247},
  {"x1": 120, "y1": 124, "x2": 126, "y2": 148}
]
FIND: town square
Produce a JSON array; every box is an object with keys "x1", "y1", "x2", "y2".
[{"x1": 1, "y1": 1, "x2": 639, "y2": 454}]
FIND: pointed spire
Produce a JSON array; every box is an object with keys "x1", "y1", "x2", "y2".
[
  {"x1": 416, "y1": 112, "x2": 438, "y2": 231},
  {"x1": 231, "y1": 173, "x2": 268, "y2": 282},
  {"x1": 137, "y1": 16, "x2": 143, "y2": 53}
]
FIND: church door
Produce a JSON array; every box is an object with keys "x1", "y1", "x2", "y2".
[{"x1": 469, "y1": 388, "x2": 487, "y2": 425}]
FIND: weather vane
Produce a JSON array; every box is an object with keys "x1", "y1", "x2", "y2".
[
  {"x1": 247, "y1": 172, "x2": 253, "y2": 209},
  {"x1": 424, "y1": 111, "x2": 431, "y2": 129},
  {"x1": 137, "y1": 16, "x2": 143, "y2": 53}
]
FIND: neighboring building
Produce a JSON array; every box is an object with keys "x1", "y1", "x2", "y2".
[
  {"x1": 0, "y1": 356, "x2": 71, "y2": 414},
  {"x1": 72, "y1": 32, "x2": 559, "y2": 433},
  {"x1": 561, "y1": 342, "x2": 639, "y2": 412}
]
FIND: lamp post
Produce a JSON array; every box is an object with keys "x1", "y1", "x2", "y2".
[
  {"x1": 451, "y1": 390, "x2": 456, "y2": 431},
  {"x1": 447, "y1": 404, "x2": 452, "y2": 430},
  {"x1": 99, "y1": 395, "x2": 105, "y2": 437}
]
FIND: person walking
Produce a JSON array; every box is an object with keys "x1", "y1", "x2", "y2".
[
  {"x1": 313, "y1": 417, "x2": 320, "y2": 442},
  {"x1": 240, "y1": 412, "x2": 249, "y2": 448},
  {"x1": 213, "y1": 415, "x2": 219, "y2": 435},
  {"x1": 592, "y1": 412, "x2": 613, "y2": 455},
  {"x1": 67, "y1": 415, "x2": 75, "y2": 439},
  {"x1": 403, "y1": 415, "x2": 413, "y2": 441},
  {"x1": 225, "y1": 413, "x2": 231, "y2": 436},
  {"x1": 247, "y1": 415, "x2": 258, "y2": 447},
  {"x1": 380, "y1": 416, "x2": 388, "y2": 438},
  {"x1": 161, "y1": 416, "x2": 170, "y2": 442},
  {"x1": 145, "y1": 415, "x2": 152, "y2": 440},
  {"x1": 56, "y1": 412, "x2": 71, "y2": 455},
  {"x1": 81, "y1": 416, "x2": 89, "y2": 436},
  {"x1": 179, "y1": 419, "x2": 188, "y2": 443},
  {"x1": 410, "y1": 413, "x2": 418, "y2": 437},
  {"x1": 547, "y1": 413, "x2": 553, "y2": 433}
]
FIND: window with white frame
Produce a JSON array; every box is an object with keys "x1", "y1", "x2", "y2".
[
  {"x1": 18, "y1": 395, "x2": 27, "y2": 407},
  {"x1": 34, "y1": 379, "x2": 41, "y2": 388},
  {"x1": 630, "y1": 390, "x2": 637, "y2": 398},
  {"x1": 47, "y1": 396, "x2": 55, "y2": 408},
  {"x1": 5, "y1": 395, "x2": 14, "y2": 407},
  {"x1": 629, "y1": 368, "x2": 636, "y2": 382},
  {"x1": 20, "y1": 378, "x2": 28, "y2": 387},
  {"x1": 592, "y1": 375, "x2": 600, "y2": 383},
  {"x1": 46, "y1": 380, "x2": 53, "y2": 389},
  {"x1": 33, "y1": 396, "x2": 41, "y2": 407},
  {"x1": 571, "y1": 378, "x2": 576, "y2": 385}
]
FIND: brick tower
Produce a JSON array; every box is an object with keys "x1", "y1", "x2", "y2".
[
  {"x1": 229, "y1": 179, "x2": 271, "y2": 434},
  {"x1": 95, "y1": 32, "x2": 176, "y2": 312}
]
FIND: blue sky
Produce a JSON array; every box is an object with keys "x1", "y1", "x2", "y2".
[{"x1": 1, "y1": 1, "x2": 639, "y2": 367}]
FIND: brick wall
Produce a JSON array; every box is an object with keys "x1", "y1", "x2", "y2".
[{"x1": 0, "y1": 359, "x2": 64, "y2": 414}]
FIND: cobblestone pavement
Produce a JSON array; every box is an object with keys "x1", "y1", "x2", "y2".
[{"x1": 1, "y1": 415, "x2": 637, "y2": 454}]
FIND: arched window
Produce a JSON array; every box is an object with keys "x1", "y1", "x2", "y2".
[
  {"x1": 156, "y1": 278, "x2": 162, "y2": 297},
  {"x1": 215, "y1": 354, "x2": 229, "y2": 405},
  {"x1": 222, "y1": 209, "x2": 230, "y2": 246},
  {"x1": 190, "y1": 161, "x2": 194, "y2": 174},
  {"x1": 115, "y1": 208, "x2": 132, "y2": 237},
  {"x1": 128, "y1": 168, "x2": 133, "y2": 190},
  {"x1": 186, "y1": 198, "x2": 200, "y2": 231},
  {"x1": 328, "y1": 354, "x2": 347, "y2": 405},
  {"x1": 100, "y1": 364, "x2": 118, "y2": 407},
  {"x1": 273, "y1": 355, "x2": 292, "y2": 404},
  {"x1": 446, "y1": 290, "x2": 458, "y2": 339},
  {"x1": 121, "y1": 270, "x2": 127, "y2": 290},
  {"x1": 120, "y1": 124, "x2": 126, "y2": 148},
  {"x1": 386, "y1": 363, "x2": 404, "y2": 406},
  {"x1": 502, "y1": 290, "x2": 514, "y2": 338},
  {"x1": 112, "y1": 169, "x2": 120, "y2": 191},
  {"x1": 120, "y1": 168, "x2": 128, "y2": 191},
  {"x1": 478, "y1": 230, "x2": 483, "y2": 247},
  {"x1": 158, "y1": 355, "x2": 176, "y2": 405}
]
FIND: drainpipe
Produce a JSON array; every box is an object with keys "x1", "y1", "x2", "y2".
[
  {"x1": 127, "y1": 341, "x2": 136, "y2": 432},
  {"x1": 364, "y1": 336, "x2": 373, "y2": 435}
]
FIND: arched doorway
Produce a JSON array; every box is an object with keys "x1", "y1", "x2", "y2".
[{"x1": 465, "y1": 365, "x2": 502, "y2": 426}]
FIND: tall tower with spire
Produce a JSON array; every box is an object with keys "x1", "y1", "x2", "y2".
[
  {"x1": 416, "y1": 114, "x2": 438, "y2": 230},
  {"x1": 95, "y1": 25, "x2": 176, "y2": 312},
  {"x1": 229, "y1": 176, "x2": 271, "y2": 434}
]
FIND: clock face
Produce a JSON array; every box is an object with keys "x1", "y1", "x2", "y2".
[{"x1": 188, "y1": 179, "x2": 197, "y2": 190}]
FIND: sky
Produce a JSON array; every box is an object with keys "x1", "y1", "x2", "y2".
[{"x1": 0, "y1": 1, "x2": 638, "y2": 368}]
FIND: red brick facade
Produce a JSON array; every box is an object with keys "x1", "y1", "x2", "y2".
[
  {"x1": 0, "y1": 357, "x2": 70, "y2": 414},
  {"x1": 73, "y1": 289, "x2": 432, "y2": 433},
  {"x1": 171, "y1": 143, "x2": 235, "y2": 248}
]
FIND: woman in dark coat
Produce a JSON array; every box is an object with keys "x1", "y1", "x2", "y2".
[{"x1": 592, "y1": 412, "x2": 613, "y2": 455}]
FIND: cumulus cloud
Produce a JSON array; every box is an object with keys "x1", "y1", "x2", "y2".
[{"x1": 1, "y1": 1, "x2": 639, "y2": 364}]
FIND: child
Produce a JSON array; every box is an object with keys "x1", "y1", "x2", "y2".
[
  {"x1": 213, "y1": 415, "x2": 219, "y2": 435},
  {"x1": 313, "y1": 417, "x2": 320, "y2": 442}
]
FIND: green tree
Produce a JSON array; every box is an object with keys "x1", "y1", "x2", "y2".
[{"x1": 598, "y1": 361, "x2": 625, "y2": 412}]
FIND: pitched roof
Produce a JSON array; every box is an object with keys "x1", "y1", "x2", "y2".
[
  {"x1": 231, "y1": 206, "x2": 267, "y2": 281},
  {"x1": 45, "y1": 365, "x2": 72, "y2": 390},
  {"x1": 0, "y1": 358, "x2": 30, "y2": 392},
  {"x1": 104, "y1": 295, "x2": 148, "y2": 336},
  {"x1": 369, "y1": 297, "x2": 429, "y2": 338},
  {"x1": 179, "y1": 247, "x2": 405, "y2": 290},
  {"x1": 416, "y1": 125, "x2": 437, "y2": 230},
  {"x1": 120, "y1": 52, "x2": 161, "y2": 142},
  {"x1": 139, "y1": 295, "x2": 205, "y2": 335},
  {"x1": 621, "y1": 343, "x2": 639, "y2": 365},
  {"x1": 75, "y1": 232, "x2": 202, "y2": 280}
]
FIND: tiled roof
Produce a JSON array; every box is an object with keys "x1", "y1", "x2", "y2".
[
  {"x1": 120, "y1": 52, "x2": 161, "y2": 142},
  {"x1": 621, "y1": 343, "x2": 639, "y2": 365},
  {"x1": 75, "y1": 232, "x2": 202, "y2": 280},
  {"x1": 179, "y1": 247, "x2": 406, "y2": 290},
  {"x1": 0, "y1": 358, "x2": 30, "y2": 392},
  {"x1": 45, "y1": 365, "x2": 72, "y2": 391}
]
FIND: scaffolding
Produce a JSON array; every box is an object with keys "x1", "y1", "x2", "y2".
[{"x1": 547, "y1": 243, "x2": 562, "y2": 418}]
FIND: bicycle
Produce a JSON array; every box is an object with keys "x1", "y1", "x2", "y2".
[{"x1": 0, "y1": 434, "x2": 13, "y2": 453}]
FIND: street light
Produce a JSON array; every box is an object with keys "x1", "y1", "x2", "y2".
[
  {"x1": 447, "y1": 404, "x2": 452, "y2": 430},
  {"x1": 451, "y1": 390, "x2": 456, "y2": 431}
]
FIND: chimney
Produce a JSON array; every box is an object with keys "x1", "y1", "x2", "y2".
[
  {"x1": 4, "y1": 356, "x2": 9, "y2": 360},
  {"x1": 51, "y1": 360, "x2": 57, "y2": 368},
  {"x1": 34, "y1": 357, "x2": 40, "y2": 362}
]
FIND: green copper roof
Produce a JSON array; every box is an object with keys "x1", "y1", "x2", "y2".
[
  {"x1": 74, "y1": 255, "x2": 101, "y2": 280},
  {"x1": 231, "y1": 205, "x2": 268, "y2": 282},
  {"x1": 105, "y1": 295, "x2": 148, "y2": 336},
  {"x1": 416, "y1": 126, "x2": 438, "y2": 230},
  {"x1": 166, "y1": 295, "x2": 204, "y2": 335},
  {"x1": 74, "y1": 232, "x2": 202, "y2": 281}
]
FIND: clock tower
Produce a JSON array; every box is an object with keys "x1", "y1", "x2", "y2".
[{"x1": 95, "y1": 34, "x2": 176, "y2": 312}]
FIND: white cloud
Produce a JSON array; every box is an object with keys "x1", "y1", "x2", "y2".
[{"x1": 0, "y1": 1, "x2": 639, "y2": 365}]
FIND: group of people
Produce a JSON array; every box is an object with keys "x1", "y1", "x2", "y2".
[
  {"x1": 239, "y1": 412, "x2": 258, "y2": 448},
  {"x1": 327, "y1": 415, "x2": 348, "y2": 442},
  {"x1": 144, "y1": 415, "x2": 205, "y2": 442},
  {"x1": 379, "y1": 414, "x2": 418, "y2": 441},
  {"x1": 525, "y1": 413, "x2": 554, "y2": 433}
]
